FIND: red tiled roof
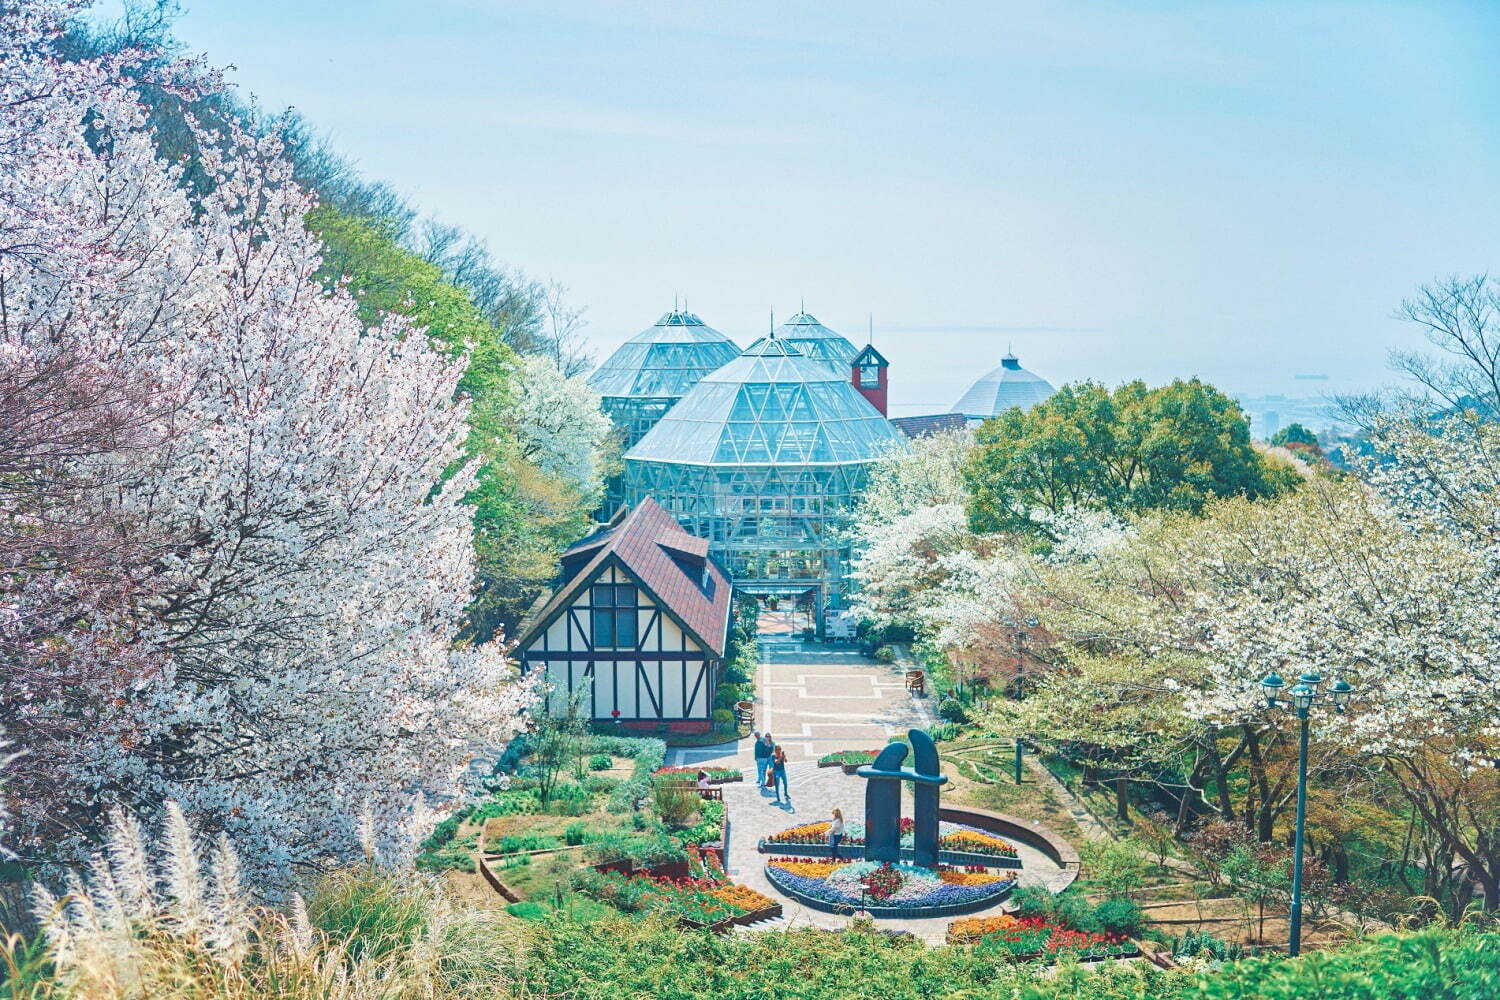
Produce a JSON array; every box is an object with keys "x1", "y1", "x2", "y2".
[{"x1": 517, "y1": 498, "x2": 732, "y2": 656}]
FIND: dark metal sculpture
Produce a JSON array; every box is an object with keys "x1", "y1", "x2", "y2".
[{"x1": 856, "y1": 728, "x2": 948, "y2": 866}]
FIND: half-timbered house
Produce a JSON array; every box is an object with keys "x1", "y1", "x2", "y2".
[{"x1": 515, "y1": 498, "x2": 733, "y2": 730}]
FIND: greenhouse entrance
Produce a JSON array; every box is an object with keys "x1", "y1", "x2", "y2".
[{"x1": 746, "y1": 587, "x2": 820, "y2": 639}]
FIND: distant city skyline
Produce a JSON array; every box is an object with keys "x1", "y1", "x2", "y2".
[{"x1": 102, "y1": 0, "x2": 1500, "y2": 416}]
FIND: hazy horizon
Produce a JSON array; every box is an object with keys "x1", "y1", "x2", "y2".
[{"x1": 100, "y1": 0, "x2": 1500, "y2": 415}]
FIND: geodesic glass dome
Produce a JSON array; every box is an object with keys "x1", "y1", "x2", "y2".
[
  {"x1": 588, "y1": 309, "x2": 741, "y2": 449},
  {"x1": 768, "y1": 310, "x2": 860, "y2": 375},
  {"x1": 951, "y1": 353, "x2": 1056, "y2": 419},
  {"x1": 624, "y1": 337, "x2": 902, "y2": 611}
]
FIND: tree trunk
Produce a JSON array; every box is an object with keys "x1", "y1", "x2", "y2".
[
  {"x1": 1201, "y1": 731, "x2": 1237, "y2": 823},
  {"x1": 1173, "y1": 780, "x2": 1193, "y2": 836},
  {"x1": 1330, "y1": 847, "x2": 1349, "y2": 883},
  {"x1": 1244, "y1": 728, "x2": 1274, "y2": 839},
  {"x1": 1480, "y1": 872, "x2": 1500, "y2": 912},
  {"x1": 1115, "y1": 776, "x2": 1130, "y2": 822}
]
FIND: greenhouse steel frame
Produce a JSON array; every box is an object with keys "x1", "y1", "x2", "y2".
[
  {"x1": 769, "y1": 310, "x2": 860, "y2": 375},
  {"x1": 588, "y1": 308, "x2": 741, "y2": 513},
  {"x1": 624, "y1": 337, "x2": 901, "y2": 625}
]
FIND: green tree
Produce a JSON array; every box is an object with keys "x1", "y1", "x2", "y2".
[
  {"x1": 1269, "y1": 422, "x2": 1318, "y2": 448},
  {"x1": 964, "y1": 378, "x2": 1296, "y2": 535}
]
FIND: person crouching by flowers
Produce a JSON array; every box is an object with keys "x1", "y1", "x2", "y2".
[{"x1": 829, "y1": 808, "x2": 846, "y2": 859}]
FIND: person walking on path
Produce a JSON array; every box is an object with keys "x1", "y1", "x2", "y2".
[
  {"x1": 829, "y1": 808, "x2": 846, "y2": 860},
  {"x1": 753, "y1": 730, "x2": 772, "y2": 790},
  {"x1": 771, "y1": 745, "x2": 789, "y2": 804}
]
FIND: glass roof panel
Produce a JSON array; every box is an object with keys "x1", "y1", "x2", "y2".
[
  {"x1": 588, "y1": 308, "x2": 741, "y2": 399},
  {"x1": 950, "y1": 353, "x2": 1057, "y2": 417}
]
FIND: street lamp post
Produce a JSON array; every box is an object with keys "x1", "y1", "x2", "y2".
[
  {"x1": 1259, "y1": 668, "x2": 1354, "y2": 957},
  {"x1": 1002, "y1": 616, "x2": 1039, "y2": 784}
]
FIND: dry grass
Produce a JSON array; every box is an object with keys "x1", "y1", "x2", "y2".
[{"x1": 2, "y1": 806, "x2": 528, "y2": 1000}]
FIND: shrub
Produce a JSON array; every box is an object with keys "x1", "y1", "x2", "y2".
[
  {"x1": 1053, "y1": 890, "x2": 1102, "y2": 934},
  {"x1": 1082, "y1": 837, "x2": 1149, "y2": 898},
  {"x1": 586, "y1": 831, "x2": 686, "y2": 868},
  {"x1": 506, "y1": 900, "x2": 548, "y2": 920},
  {"x1": 1093, "y1": 897, "x2": 1145, "y2": 937},
  {"x1": 1007, "y1": 885, "x2": 1056, "y2": 920},
  {"x1": 1172, "y1": 928, "x2": 1243, "y2": 963},
  {"x1": 927, "y1": 722, "x2": 960, "y2": 741},
  {"x1": 415, "y1": 833, "x2": 479, "y2": 874},
  {"x1": 712, "y1": 707, "x2": 735, "y2": 727},
  {"x1": 589, "y1": 753, "x2": 613, "y2": 770},
  {"x1": 470, "y1": 789, "x2": 542, "y2": 820},
  {"x1": 545, "y1": 781, "x2": 596, "y2": 816},
  {"x1": 937, "y1": 698, "x2": 969, "y2": 723},
  {"x1": 873, "y1": 644, "x2": 898, "y2": 663},
  {"x1": 606, "y1": 737, "x2": 667, "y2": 812},
  {"x1": 722, "y1": 664, "x2": 750, "y2": 684},
  {"x1": 495, "y1": 833, "x2": 561, "y2": 855},
  {"x1": 420, "y1": 806, "x2": 472, "y2": 852},
  {"x1": 564, "y1": 822, "x2": 588, "y2": 846},
  {"x1": 677, "y1": 800, "x2": 726, "y2": 847},
  {"x1": 584, "y1": 774, "x2": 620, "y2": 795},
  {"x1": 652, "y1": 780, "x2": 700, "y2": 826},
  {"x1": 818, "y1": 749, "x2": 879, "y2": 766}
]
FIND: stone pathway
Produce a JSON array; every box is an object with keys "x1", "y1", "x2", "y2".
[{"x1": 668, "y1": 639, "x2": 1068, "y2": 943}]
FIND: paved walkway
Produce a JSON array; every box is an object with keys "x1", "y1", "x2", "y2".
[{"x1": 669, "y1": 640, "x2": 1068, "y2": 943}]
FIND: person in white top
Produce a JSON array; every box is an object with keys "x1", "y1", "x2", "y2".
[
  {"x1": 829, "y1": 807, "x2": 846, "y2": 860},
  {"x1": 696, "y1": 769, "x2": 711, "y2": 789}
]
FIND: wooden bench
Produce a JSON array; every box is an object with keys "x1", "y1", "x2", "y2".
[
  {"x1": 734, "y1": 700, "x2": 755, "y2": 726},
  {"x1": 905, "y1": 670, "x2": 926, "y2": 696}
]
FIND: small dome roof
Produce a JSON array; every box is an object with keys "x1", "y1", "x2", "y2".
[
  {"x1": 770, "y1": 310, "x2": 859, "y2": 374},
  {"x1": 588, "y1": 308, "x2": 741, "y2": 399},
  {"x1": 951, "y1": 352, "x2": 1056, "y2": 417},
  {"x1": 626, "y1": 335, "x2": 901, "y2": 466}
]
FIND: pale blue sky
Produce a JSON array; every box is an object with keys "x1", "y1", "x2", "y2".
[{"x1": 110, "y1": 1, "x2": 1499, "y2": 415}]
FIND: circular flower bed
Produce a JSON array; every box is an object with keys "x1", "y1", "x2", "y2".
[
  {"x1": 764, "y1": 856, "x2": 1015, "y2": 917},
  {"x1": 761, "y1": 818, "x2": 1020, "y2": 864}
]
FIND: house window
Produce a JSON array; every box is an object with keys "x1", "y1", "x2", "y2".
[
  {"x1": 591, "y1": 584, "x2": 638, "y2": 648},
  {"x1": 859, "y1": 365, "x2": 880, "y2": 388}
]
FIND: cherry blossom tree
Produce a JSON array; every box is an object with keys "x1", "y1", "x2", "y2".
[
  {"x1": 510, "y1": 353, "x2": 611, "y2": 500},
  {"x1": 2, "y1": 0, "x2": 533, "y2": 890}
]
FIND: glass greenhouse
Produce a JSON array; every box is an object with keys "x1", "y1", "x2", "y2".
[
  {"x1": 951, "y1": 352, "x2": 1056, "y2": 419},
  {"x1": 588, "y1": 308, "x2": 742, "y2": 449},
  {"x1": 771, "y1": 310, "x2": 860, "y2": 375},
  {"x1": 623, "y1": 336, "x2": 902, "y2": 622},
  {"x1": 588, "y1": 308, "x2": 741, "y2": 514}
]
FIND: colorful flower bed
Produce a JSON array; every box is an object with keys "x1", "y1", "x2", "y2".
[
  {"x1": 817, "y1": 750, "x2": 879, "y2": 767},
  {"x1": 764, "y1": 856, "x2": 1015, "y2": 915},
  {"x1": 577, "y1": 846, "x2": 781, "y2": 929},
  {"x1": 652, "y1": 766, "x2": 743, "y2": 784},
  {"x1": 939, "y1": 828, "x2": 1019, "y2": 859},
  {"x1": 949, "y1": 914, "x2": 1138, "y2": 962},
  {"x1": 761, "y1": 819, "x2": 1019, "y2": 862},
  {"x1": 574, "y1": 868, "x2": 741, "y2": 927}
]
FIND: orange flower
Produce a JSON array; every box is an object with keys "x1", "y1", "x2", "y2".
[
  {"x1": 947, "y1": 914, "x2": 1021, "y2": 943},
  {"x1": 712, "y1": 885, "x2": 776, "y2": 910},
  {"x1": 771, "y1": 860, "x2": 840, "y2": 878},
  {"x1": 938, "y1": 869, "x2": 1006, "y2": 886}
]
